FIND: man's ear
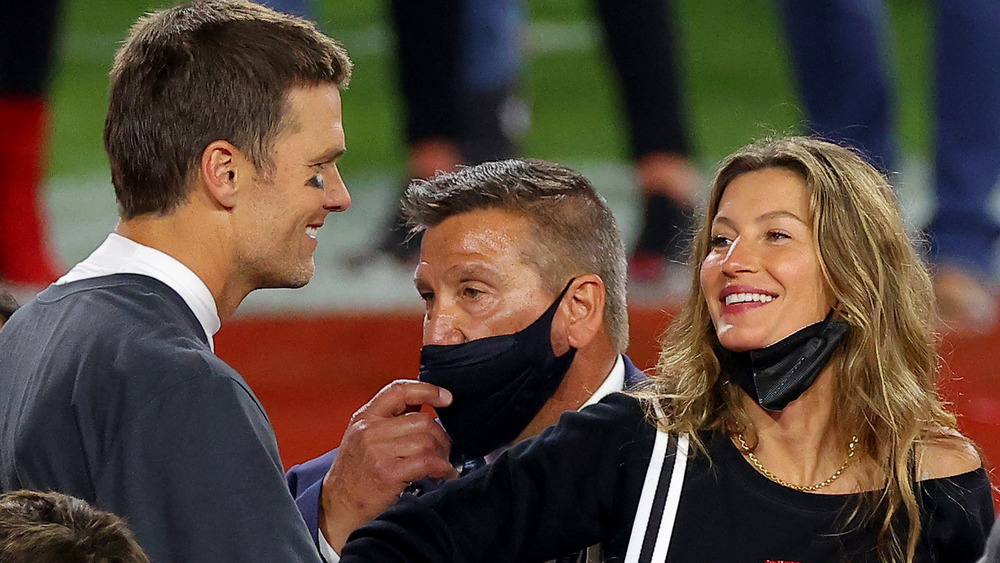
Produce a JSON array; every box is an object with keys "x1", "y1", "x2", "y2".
[
  {"x1": 200, "y1": 140, "x2": 244, "y2": 209},
  {"x1": 553, "y1": 274, "x2": 606, "y2": 354}
]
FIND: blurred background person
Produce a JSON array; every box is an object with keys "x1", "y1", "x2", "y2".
[
  {"x1": 0, "y1": 0, "x2": 64, "y2": 293},
  {"x1": 779, "y1": 0, "x2": 1000, "y2": 332},
  {"x1": 361, "y1": 0, "x2": 699, "y2": 302},
  {"x1": 258, "y1": 0, "x2": 314, "y2": 18}
]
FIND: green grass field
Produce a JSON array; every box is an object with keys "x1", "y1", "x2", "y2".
[{"x1": 47, "y1": 0, "x2": 933, "y2": 184}]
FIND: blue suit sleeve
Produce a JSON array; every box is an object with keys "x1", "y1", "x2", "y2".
[{"x1": 286, "y1": 449, "x2": 339, "y2": 546}]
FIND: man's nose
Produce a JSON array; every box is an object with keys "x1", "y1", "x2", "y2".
[
  {"x1": 322, "y1": 166, "x2": 351, "y2": 212},
  {"x1": 423, "y1": 308, "x2": 464, "y2": 346}
]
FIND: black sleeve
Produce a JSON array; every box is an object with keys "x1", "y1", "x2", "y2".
[
  {"x1": 96, "y1": 351, "x2": 322, "y2": 563},
  {"x1": 340, "y1": 393, "x2": 656, "y2": 563},
  {"x1": 918, "y1": 467, "x2": 995, "y2": 562},
  {"x1": 980, "y1": 517, "x2": 1000, "y2": 563}
]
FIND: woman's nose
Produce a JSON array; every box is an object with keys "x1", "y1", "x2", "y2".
[{"x1": 719, "y1": 237, "x2": 757, "y2": 275}]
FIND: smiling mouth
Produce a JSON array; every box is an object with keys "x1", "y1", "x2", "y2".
[
  {"x1": 306, "y1": 226, "x2": 318, "y2": 239},
  {"x1": 724, "y1": 292, "x2": 774, "y2": 306}
]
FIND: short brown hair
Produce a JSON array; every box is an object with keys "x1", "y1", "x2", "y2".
[
  {"x1": 401, "y1": 158, "x2": 630, "y2": 352},
  {"x1": 104, "y1": 0, "x2": 353, "y2": 219},
  {"x1": 0, "y1": 489, "x2": 150, "y2": 562},
  {"x1": 0, "y1": 287, "x2": 17, "y2": 328}
]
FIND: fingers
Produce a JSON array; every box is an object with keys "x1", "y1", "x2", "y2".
[
  {"x1": 349, "y1": 379, "x2": 454, "y2": 455},
  {"x1": 331, "y1": 379, "x2": 457, "y2": 499},
  {"x1": 319, "y1": 380, "x2": 460, "y2": 550},
  {"x1": 383, "y1": 411, "x2": 453, "y2": 458},
  {"x1": 319, "y1": 446, "x2": 458, "y2": 552},
  {"x1": 362, "y1": 430, "x2": 459, "y2": 485},
  {"x1": 389, "y1": 453, "x2": 460, "y2": 483},
  {"x1": 360, "y1": 379, "x2": 453, "y2": 418},
  {"x1": 349, "y1": 410, "x2": 452, "y2": 468}
]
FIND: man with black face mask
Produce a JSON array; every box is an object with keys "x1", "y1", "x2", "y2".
[{"x1": 285, "y1": 158, "x2": 644, "y2": 561}]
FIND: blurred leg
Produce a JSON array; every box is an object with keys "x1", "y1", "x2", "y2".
[
  {"x1": 372, "y1": 0, "x2": 465, "y2": 262},
  {"x1": 0, "y1": 0, "x2": 62, "y2": 286},
  {"x1": 457, "y1": 0, "x2": 525, "y2": 164},
  {"x1": 927, "y1": 0, "x2": 1000, "y2": 331},
  {"x1": 593, "y1": 0, "x2": 689, "y2": 163},
  {"x1": 390, "y1": 0, "x2": 463, "y2": 154},
  {"x1": 928, "y1": 0, "x2": 1000, "y2": 273},
  {"x1": 779, "y1": 0, "x2": 896, "y2": 171},
  {"x1": 594, "y1": 0, "x2": 697, "y2": 293}
]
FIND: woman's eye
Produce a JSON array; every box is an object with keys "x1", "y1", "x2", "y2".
[
  {"x1": 462, "y1": 287, "x2": 483, "y2": 299},
  {"x1": 708, "y1": 235, "x2": 731, "y2": 248},
  {"x1": 307, "y1": 174, "x2": 325, "y2": 190},
  {"x1": 766, "y1": 230, "x2": 791, "y2": 241}
]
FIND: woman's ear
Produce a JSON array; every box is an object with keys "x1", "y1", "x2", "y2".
[{"x1": 200, "y1": 140, "x2": 244, "y2": 209}]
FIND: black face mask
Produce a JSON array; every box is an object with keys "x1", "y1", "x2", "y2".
[
  {"x1": 418, "y1": 281, "x2": 577, "y2": 461},
  {"x1": 715, "y1": 313, "x2": 849, "y2": 411}
]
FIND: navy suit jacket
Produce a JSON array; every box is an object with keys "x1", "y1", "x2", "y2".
[{"x1": 285, "y1": 355, "x2": 648, "y2": 547}]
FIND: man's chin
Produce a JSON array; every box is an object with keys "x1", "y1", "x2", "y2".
[
  {"x1": 256, "y1": 269, "x2": 314, "y2": 291},
  {"x1": 285, "y1": 270, "x2": 313, "y2": 289}
]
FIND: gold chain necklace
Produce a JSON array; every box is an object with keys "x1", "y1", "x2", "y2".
[{"x1": 735, "y1": 433, "x2": 858, "y2": 492}]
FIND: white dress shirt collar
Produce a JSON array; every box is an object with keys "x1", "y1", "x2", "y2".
[
  {"x1": 57, "y1": 232, "x2": 221, "y2": 351},
  {"x1": 482, "y1": 354, "x2": 627, "y2": 465},
  {"x1": 581, "y1": 354, "x2": 627, "y2": 409}
]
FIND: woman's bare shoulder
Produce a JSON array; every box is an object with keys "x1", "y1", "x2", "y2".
[{"x1": 915, "y1": 428, "x2": 983, "y2": 481}]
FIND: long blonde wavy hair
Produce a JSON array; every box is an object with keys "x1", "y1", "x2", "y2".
[{"x1": 644, "y1": 136, "x2": 964, "y2": 562}]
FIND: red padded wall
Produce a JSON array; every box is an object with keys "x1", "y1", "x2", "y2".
[{"x1": 216, "y1": 306, "x2": 1000, "y2": 499}]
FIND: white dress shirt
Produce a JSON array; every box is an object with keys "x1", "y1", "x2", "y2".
[{"x1": 57, "y1": 232, "x2": 221, "y2": 351}]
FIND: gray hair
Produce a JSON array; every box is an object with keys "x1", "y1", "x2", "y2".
[{"x1": 401, "y1": 158, "x2": 629, "y2": 352}]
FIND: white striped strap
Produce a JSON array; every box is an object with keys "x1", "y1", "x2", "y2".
[{"x1": 623, "y1": 426, "x2": 689, "y2": 563}]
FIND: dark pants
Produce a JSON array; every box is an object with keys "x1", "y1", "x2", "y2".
[{"x1": 780, "y1": 0, "x2": 1000, "y2": 273}]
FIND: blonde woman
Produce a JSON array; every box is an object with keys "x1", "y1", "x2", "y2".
[{"x1": 340, "y1": 139, "x2": 993, "y2": 563}]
